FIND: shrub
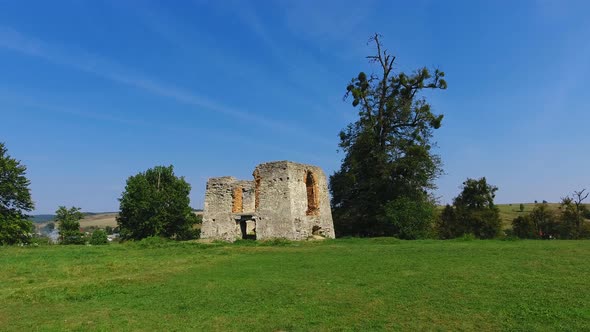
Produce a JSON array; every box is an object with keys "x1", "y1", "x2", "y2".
[
  {"x1": 90, "y1": 229, "x2": 108, "y2": 245},
  {"x1": 135, "y1": 236, "x2": 170, "y2": 248},
  {"x1": 384, "y1": 197, "x2": 435, "y2": 239},
  {"x1": 512, "y1": 215, "x2": 537, "y2": 239},
  {"x1": 62, "y1": 233, "x2": 86, "y2": 245}
]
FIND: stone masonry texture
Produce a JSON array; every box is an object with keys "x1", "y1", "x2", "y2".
[{"x1": 201, "y1": 161, "x2": 335, "y2": 241}]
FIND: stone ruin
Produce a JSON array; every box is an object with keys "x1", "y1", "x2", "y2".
[{"x1": 201, "y1": 161, "x2": 335, "y2": 241}]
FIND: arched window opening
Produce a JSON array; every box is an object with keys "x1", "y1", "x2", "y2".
[{"x1": 306, "y1": 171, "x2": 319, "y2": 215}]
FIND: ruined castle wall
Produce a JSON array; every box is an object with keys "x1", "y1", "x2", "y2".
[
  {"x1": 202, "y1": 161, "x2": 335, "y2": 241},
  {"x1": 286, "y1": 164, "x2": 335, "y2": 239},
  {"x1": 201, "y1": 177, "x2": 242, "y2": 241},
  {"x1": 240, "y1": 181, "x2": 256, "y2": 213},
  {"x1": 253, "y1": 162, "x2": 295, "y2": 240}
]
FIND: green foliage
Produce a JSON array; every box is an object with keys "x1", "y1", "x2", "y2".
[
  {"x1": 438, "y1": 177, "x2": 501, "y2": 239},
  {"x1": 330, "y1": 34, "x2": 447, "y2": 237},
  {"x1": 56, "y1": 206, "x2": 85, "y2": 245},
  {"x1": 384, "y1": 196, "x2": 436, "y2": 239},
  {"x1": 510, "y1": 201, "x2": 590, "y2": 239},
  {"x1": 89, "y1": 229, "x2": 108, "y2": 245},
  {"x1": 512, "y1": 215, "x2": 537, "y2": 238},
  {"x1": 0, "y1": 142, "x2": 34, "y2": 245},
  {"x1": 117, "y1": 165, "x2": 198, "y2": 241},
  {"x1": 511, "y1": 190, "x2": 590, "y2": 240},
  {"x1": 519, "y1": 203, "x2": 524, "y2": 212},
  {"x1": 43, "y1": 222, "x2": 55, "y2": 233},
  {"x1": 436, "y1": 204, "x2": 461, "y2": 239},
  {"x1": 135, "y1": 236, "x2": 170, "y2": 248},
  {"x1": 104, "y1": 226, "x2": 114, "y2": 235},
  {"x1": 31, "y1": 235, "x2": 53, "y2": 245},
  {"x1": 558, "y1": 190, "x2": 589, "y2": 239}
]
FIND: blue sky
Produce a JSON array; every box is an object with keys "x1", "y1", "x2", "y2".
[{"x1": 1, "y1": 0, "x2": 589, "y2": 213}]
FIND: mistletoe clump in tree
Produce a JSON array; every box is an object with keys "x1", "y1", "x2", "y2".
[{"x1": 330, "y1": 34, "x2": 447, "y2": 237}]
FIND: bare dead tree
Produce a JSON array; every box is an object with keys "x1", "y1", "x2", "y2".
[{"x1": 572, "y1": 189, "x2": 588, "y2": 212}]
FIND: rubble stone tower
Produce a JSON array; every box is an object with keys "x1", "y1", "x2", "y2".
[{"x1": 201, "y1": 161, "x2": 335, "y2": 241}]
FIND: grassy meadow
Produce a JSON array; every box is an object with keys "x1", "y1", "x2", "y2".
[{"x1": 1, "y1": 238, "x2": 589, "y2": 331}]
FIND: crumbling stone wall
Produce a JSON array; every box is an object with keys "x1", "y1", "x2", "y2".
[
  {"x1": 200, "y1": 177, "x2": 255, "y2": 241},
  {"x1": 201, "y1": 161, "x2": 335, "y2": 241}
]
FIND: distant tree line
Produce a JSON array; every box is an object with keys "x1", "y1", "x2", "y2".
[{"x1": 512, "y1": 190, "x2": 590, "y2": 239}]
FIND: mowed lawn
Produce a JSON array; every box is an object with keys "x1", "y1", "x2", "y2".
[{"x1": 1, "y1": 239, "x2": 589, "y2": 331}]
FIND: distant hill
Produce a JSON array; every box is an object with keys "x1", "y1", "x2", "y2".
[
  {"x1": 30, "y1": 212, "x2": 117, "y2": 225},
  {"x1": 29, "y1": 214, "x2": 56, "y2": 223}
]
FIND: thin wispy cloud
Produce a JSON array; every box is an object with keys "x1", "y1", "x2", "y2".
[
  {"x1": 0, "y1": 92, "x2": 333, "y2": 164},
  {"x1": 0, "y1": 26, "x2": 334, "y2": 145},
  {"x1": 0, "y1": 92, "x2": 148, "y2": 127}
]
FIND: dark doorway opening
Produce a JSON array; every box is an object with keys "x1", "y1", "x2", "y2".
[{"x1": 237, "y1": 216, "x2": 256, "y2": 240}]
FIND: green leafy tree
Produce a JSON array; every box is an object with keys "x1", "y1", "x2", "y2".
[
  {"x1": 559, "y1": 190, "x2": 589, "y2": 239},
  {"x1": 512, "y1": 203, "x2": 557, "y2": 239},
  {"x1": 56, "y1": 206, "x2": 85, "y2": 244},
  {"x1": 330, "y1": 34, "x2": 447, "y2": 237},
  {"x1": 438, "y1": 177, "x2": 501, "y2": 239},
  {"x1": 0, "y1": 142, "x2": 34, "y2": 245},
  {"x1": 530, "y1": 203, "x2": 558, "y2": 238},
  {"x1": 117, "y1": 165, "x2": 198, "y2": 240},
  {"x1": 519, "y1": 203, "x2": 525, "y2": 212}
]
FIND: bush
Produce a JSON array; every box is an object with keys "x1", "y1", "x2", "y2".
[
  {"x1": 62, "y1": 233, "x2": 86, "y2": 245},
  {"x1": 512, "y1": 215, "x2": 537, "y2": 239},
  {"x1": 135, "y1": 236, "x2": 170, "y2": 248},
  {"x1": 512, "y1": 203, "x2": 558, "y2": 239},
  {"x1": 384, "y1": 197, "x2": 435, "y2": 239},
  {"x1": 90, "y1": 229, "x2": 108, "y2": 245},
  {"x1": 501, "y1": 229, "x2": 519, "y2": 241}
]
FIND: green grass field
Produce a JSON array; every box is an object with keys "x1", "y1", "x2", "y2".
[{"x1": 1, "y1": 239, "x2": 589, "y2": 331}]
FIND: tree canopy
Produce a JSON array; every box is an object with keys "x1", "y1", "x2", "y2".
[
  {"x1": 117, "y1": 165, "x2": 198, "y2": 240},
  {"x1": 438, "y1": 177, "x2": 501, "y2": 239},
  {"x1": 330, "y1": 34, "x2": 447, "y2": 237},
  {"x1": 0, "y1": 142, "x2": 34, "y2": 245},
  {"x1": 56, "y1": 206, "x2": 85, "y2": 244}
]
